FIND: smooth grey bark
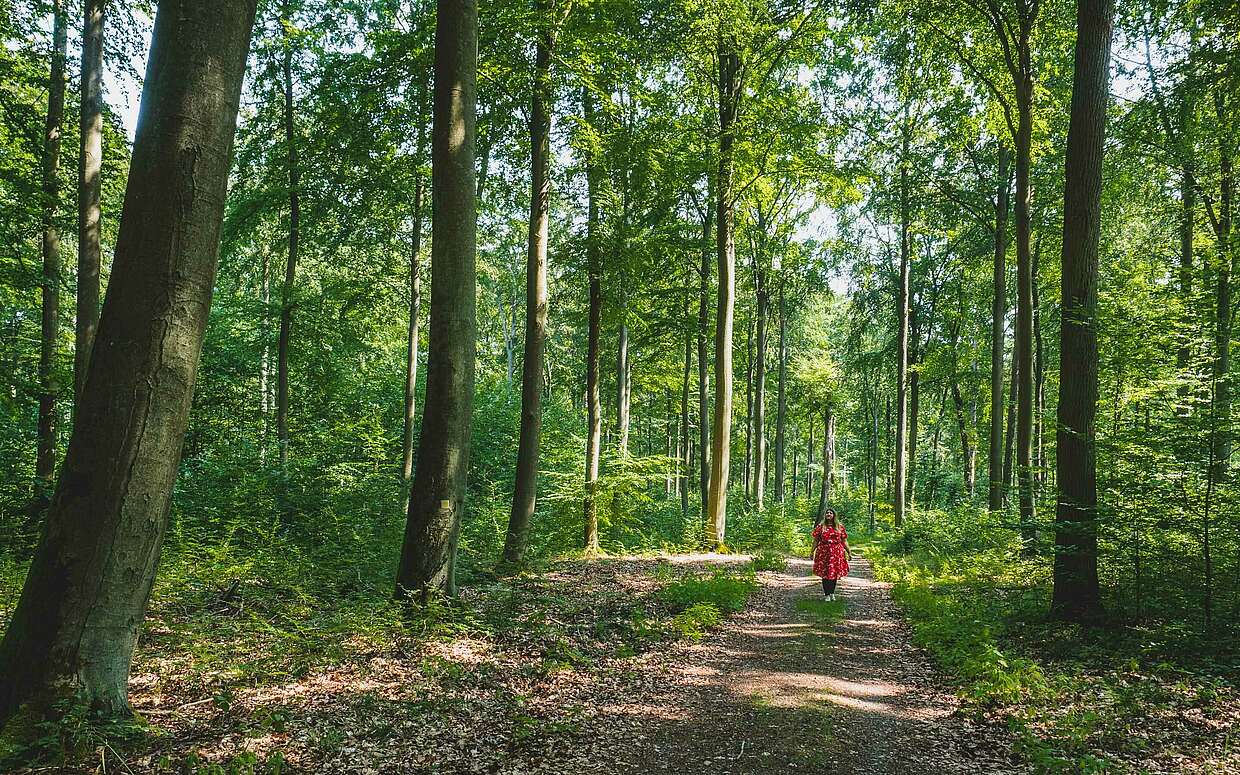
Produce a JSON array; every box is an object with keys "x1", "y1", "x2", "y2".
[
  {"x1": 75, "y1": 0, "x2": 105, "y2": 406},
  {"x1": 617, "y1": 321, "x2": 631, "y2": 455},
  {"x1": 989, "y1": 145, "x2": 1010, "y2": 511},
  {"x1": 698, "y1": 192, "x2": 712, "y2": 508},
  {"x1": 34, "y1": 0, "x2": 68, "y2": 506},
  {"x1": 1052, "y1": 0, "x2": 1114, "y2": 621},
  {"x1": 502, "y1": 0, "x2": 555, "y2": 567},
  {"x1": 894, "y1": 105, "x2": 911, "y2": 528},
  {"x1": 753, "y1": 264, "x2": 769, "y2": 508},
  {"x1": 401, "y1": 164, "x2": 424, "y2": 515},
  {"x1": 396, "y1": 0, "x2": 477, "y2": 599},
  {"x1": 0, "y1": 0, "x2": 258, "y2": 722},
  {"x1": 706, "y1": 44, "x2": 739, "y2": 548},
  {"x1": 582, "y1": 86, "x2": 602, "y2": 553},
  {"x1": 774, "y1": 276, "x2": 787, "y2": 502}
]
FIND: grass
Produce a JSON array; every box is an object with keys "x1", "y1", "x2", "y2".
[{"x1": 870, "y1": 532, "x2": 1239, "y2": 774}]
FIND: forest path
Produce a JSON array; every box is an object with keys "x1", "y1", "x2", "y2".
[{"x1": 602, "y1": 556, "x2": 1027, "y2": 774}]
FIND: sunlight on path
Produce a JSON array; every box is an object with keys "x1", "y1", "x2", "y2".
[{"x1": 607, "y1": 554, "x2": 1027, "y2": 774}]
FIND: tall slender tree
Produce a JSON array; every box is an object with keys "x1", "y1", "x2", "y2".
[
  {"x1": 75, "y1": 0, "x2": 105, "y2": 406},
  {"x1": 34, "y1": 0, "x2": 68, "y2": 508},
  {"x1": 275, "y1": 0, "x2": 301, "y2": 470},
  {"x1": 502, "y1": 0, "x2": 556, "y2": 567},
  {"x1": 396, "y1": 0, "x2": 478, "y2": 598},
  {"x1": 1052, "y1": 0, "x2": 1114, "y2": 621}
]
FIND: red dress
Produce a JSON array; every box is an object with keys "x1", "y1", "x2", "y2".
[{"x1": 813, "y1": 524, "x2": 849, "y2": 580}]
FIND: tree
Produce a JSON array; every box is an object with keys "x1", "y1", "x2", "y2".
[
  {"x1": 1051, "y1": 0, "x2": 1112, "y2": 620},
  {"x1": 396, "y1": 0, "x2": 478, "y2": 598},
  {"x1": 275, "y1": 0, "x2": 301, "y2": 470},
  {"x1": 988, "y1": 144, "x2": 1010, "y2": 511},
  {"x1": 582, "y1": 86, "x2": 603, "y2": 553},
  {"x1": 502, "y1": 0, "x2": 558, "y2": 567},
  {"x1": 0, "y1": 0, "x2": 259, "y2": 721},
  {"x1": 75, "y1": 0, "x2": 105, "y2": 406},
  {"x1": 34, "y1": 0, "x2": 67, "y2": 508}
]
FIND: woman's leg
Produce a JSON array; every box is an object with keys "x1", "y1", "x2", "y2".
[{"x1": 822, "y1": 578, "x2": 837, "y2": 597}]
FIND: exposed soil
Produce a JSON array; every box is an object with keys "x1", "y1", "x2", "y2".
[{"x1": 597, "y1": 556, "x2": 1028, "y2": 774}]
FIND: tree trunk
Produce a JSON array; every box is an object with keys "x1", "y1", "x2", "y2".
[
  {"x1": 34, "y1": 0, "x2": 68, "y2": 506},
  {"x1": 1015, "y1": 34, "x2": 1037, "y2": 550},
  {"x1": 681, "y1": 299, "x2": 691, "y2": 516},
  {"x1": 807, "y1": 421, "x2": 813, "y2": 499},
  {"x1": 893, "y1": 106, "x2": 911, "y2": 528},
  {"x1": 582, "y1": 89, "x2": 602, "y2": 553},
  {"x1": 774, "y1": 277, "x2": 787, "y2": 502},
  {"x1": 753, "y1": 266, "x2": 768, "y2": 508},
  {"x1": 401, "y1": 155, "x2": 425, "y2": 517},
  {"x1": 907, "y1": 307, "x2": 920, "y2": 509},
  {"x1": 1052, "y1": 0, "x2": 1113, "y2": 621},
  {"x1": 396, "y1": 0, "x2": 477, "y2": 598},
  {"x1": 0, "y1": 0, "x2": 257, "y2": 723},
  {"x1": 1003, "y1": 353, "x2": 1018, "y2": 503},
  {"x1": 744, "y1": 315, "x2": 753, "y2": 498},
  {"x1": 501, "y1": 1, "x2": 554, "y2": 568},
  {"x1": 74, "y1": 0, "x2": 105, "y2": 407},
  {"x1": 697, "y1": 195, "x2": 712, "y2": 507},
  {"x1": 276, "y1": 0, "x2": 300, "y2": 471},
  {"x1": 1211, "y1": 86, "x2": 1233, "y2": 487},
  {"x1": 617, "y1": 321, "x2": 630, "y2": 455},
  {"x1": 989, "y1": 145, "x2": 1010, "y2": 511},
  {"x1": 706, "y1": 45, "x2": 739, "y2": 549},
  {"x1": 818, "y1": 404, "x2": 834, "y2": 515}
]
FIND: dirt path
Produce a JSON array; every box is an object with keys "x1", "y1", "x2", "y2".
[{"x1": 599, "y1": 556, "x2": 1028, "y2": 774}]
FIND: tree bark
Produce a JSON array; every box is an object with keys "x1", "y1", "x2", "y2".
[
  {"x1": 401, "y1": 153, "x2": 425, "y2": 516},
  {"x1": 894, "y1": 105, "x2": 911, "y2": 527},
  {"x1": 501, "y1": 0, "x2": 555, "y2": 567},
  {"x1": 276, "y1": 0, "x2": 300, "y2": 471},
  {"x1": 753, "y1": 264, "x2": 769, "y2": 508},
  {"x1": 818, "y1": 404, "x2": 835, "y2": 515},
  {"x1": 617, "y1": 321, "x2": 630, "y2": 455},
  {"x1": 582, "y1": 88, "x2": 603, "y2": 553},
  {"x1": 681, "y1": 298, "x2": 691, "y2": 516},
  {"x1": 907, "y1": 306, "x2": 920, "y2": 509},
  {"x1": 1211, "y1": 86, "x2": 1233, "y2": 486},
  {"x1": 697, "y1": 192, "x2": 712, "y2": 507},
  {"x1": 34, "y1": 0, "x2": 68, "y2": 506},
  {"x1": 75, "y1": 0, "x2": 105, "y2": 407},
  {"x1": 1015, "y1": 28, "x2": 1037, "y2": 550},
  {"x1": 1003, "y1": 353, "x2": 1018, "y2": 502},
  {"x1": 774, "y1": 276, "x2": 787, "y2": 502},
  {"x1": 396, "y1": 0, "x2": 477, "y2": 598},
  {"x1": 0, "y1": 0, "x2": 257, "y2": 722},
  {"x1": 1052, "y1": 0, "x2": 1113, "y2": 621},
  {"x1": 706, "y1": 44, "x2": 739, "y2": 549},
  {"x1": 989, "y1": 145, "x2": 1010, "y2": 511},
  {"x1": 744, "y1": 314, "x2": 753, "y2": 499}
]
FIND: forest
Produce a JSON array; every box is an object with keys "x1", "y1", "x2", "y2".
[{"x1": 0, "y1": 0, "x2": 1237, "y2": 771}]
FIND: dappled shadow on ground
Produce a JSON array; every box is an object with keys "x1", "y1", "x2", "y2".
[{"x1": 593, "y1": 557, "x2": 1027, "y2": 775}]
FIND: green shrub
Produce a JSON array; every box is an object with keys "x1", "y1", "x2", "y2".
[
  {"x1": 750, "y1": 550, "x2": 787, "y2": 572},
  {"x1": 656, "y1": 566, "x2": 758, "y2": 614},
  {"x1": 670, "y1": 602, "x2": 722, "y2": 641}
]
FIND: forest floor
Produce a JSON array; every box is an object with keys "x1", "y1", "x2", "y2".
[{"x1": 5, "y1": 552, "x2": 1038, "y2": 774}]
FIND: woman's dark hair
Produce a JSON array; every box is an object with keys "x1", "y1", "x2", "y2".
[{"x1": 816, "y1": 508, "x2": 837, "y2": 528}]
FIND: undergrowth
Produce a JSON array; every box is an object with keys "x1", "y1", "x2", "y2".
[{"x1": 872, "y1": 507, "x2": 1239, "y2": 774}]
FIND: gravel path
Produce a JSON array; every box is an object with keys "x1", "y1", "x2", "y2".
[{"x1": 603, "y1": 555, "x2": 1028, "y2": 774}]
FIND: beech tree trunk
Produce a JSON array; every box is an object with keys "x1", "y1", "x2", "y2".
[
  {"x1": 989, "y1": 145, "x2": 1010, "y2": 511},
  {"x1": 774, "y1": 277, "x2": 787, "y2": 502},
  {"x1": 617, "y1": 321, "x2": 630, "y2": 455},
  {"x1": 1211, "y1": 87, "x2": 1233, "y2": 486},
  {"x1": 697, "y1": 196, "x2": 712, "y2": 507},
  {"x1": 893, "y1": 106, "x2": 911, "y2": 528},
  {"x1": 706, "y1": 45, "x2": 739, "y2": 548},
  {"x1": 681, "y1": 303, "x2": 691, "y2": 516},
  {"x1": 401, "y1": 161, "x2": 425, "y2": 516},
  {"x1": 0, "y1": 0, "x2": 257, "y2": 722},
  {"x1": 396, "y1": 0, "x2": 477, "y2": 598},
  {"x1": 1052, "y1": 0, "x2": 1113, "y2": 621},
  {"x1": 276, "y1": 0, "x2": 300, "y2": 471},
  {"x1": 753, "y1": 265, "x2": 768, "y2": 509},
  {"x1": 818, "y1": 404, "x2": 834, "y2": 516},
  {"x1": 907, "y1": 307, "x2": 920, "y2": 509},
  {"x1": 744, "y1": 315, "x2": 753, "y2": 498},
  {"x1": 582, "y1": 86, "x2": 602, "y2": 552},
  {"x1": 34, "y1": 0, "x2": 68, "y2": 507},
  {"x1": 1014, "y1": 26, "x2": 1037, "y2": 550},
  {"x1": 75, "y1": 0, "x2": 105, "y2": 406},
  {"x1": 502, "y1": 1, "x2": 555, "y2": 567}
]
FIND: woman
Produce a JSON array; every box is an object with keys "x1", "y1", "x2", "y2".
[{"x1": 812, "y1": 508, "x2": 851, "y2": 601}]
